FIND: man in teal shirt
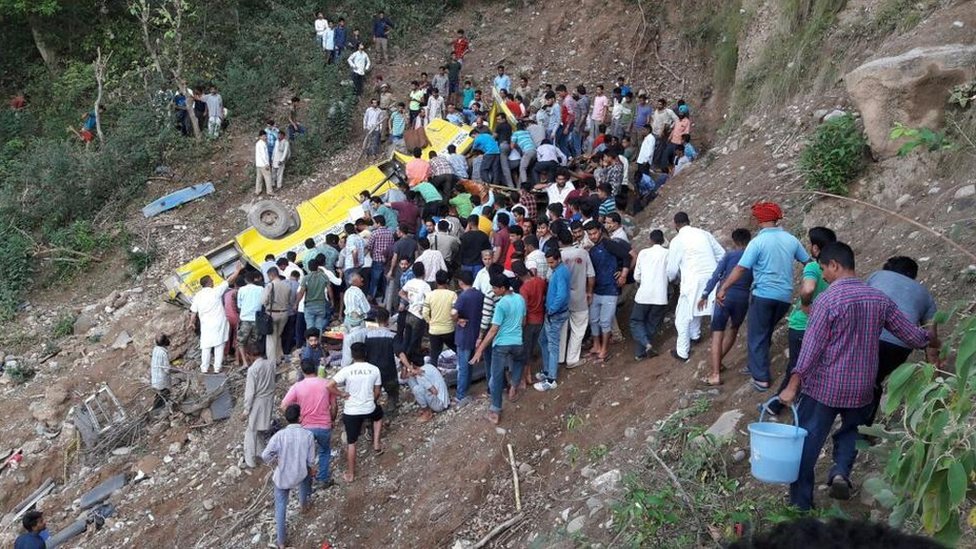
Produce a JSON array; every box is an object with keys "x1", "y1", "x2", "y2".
[
  {"x1": 767, "y1": 227, "x2": 836, "y2": 414},
  {"x1": 717, "y1": 202, "x2": 810, "y2": 391},
  {"x1": 470, "y1": 274, "x2": 526, "y2": 425}
]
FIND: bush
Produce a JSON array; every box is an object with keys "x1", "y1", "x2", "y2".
[
  {"x1": 0, "y1": 233, "x2": 33, "y2": 320},
  {"x1": 798, "y1": 114, "x2": 867, "y2": 196},
  {"x1": 53, "y1": 314, "x2": 77, "y2": 338}
]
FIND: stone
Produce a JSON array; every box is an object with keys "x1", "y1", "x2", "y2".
[
  {"x1": 22, "y1": 439, "x2": 48, "y2": 454},
  {"x1": 72, "y1": 313, "x2": 95, "y2": 335},
  {"x1": 168, "y1": 442, "x2": 182, "y2": 455},
  {"x1": 732, "y1": 449, "x2": 747, "y2": 463},
  {"x1": 775, "y1": 163, "x2": 789, "y2": 172},
  {"x1": 585, "y1": 497, "x2": 604, "y2": 513},
  {"x1": 132, "y1": 455, "x2": 161, "y2": 475},
  {"x1": 954, "y1": 184, "x2": 975, "y2": 200},
  {"x1": 566, "y1": 516, "x2": 585, "y2": 534},
  {"x1": 624, "y1": 427, "x2": 636, "y2": 439},
  {"x1": 895, "y1": 194, "x2": 913, "y2": 209},
  {"x1": 518, "y1": 463, "x2": 534, "y2": 476},
  {"x1": 822, "y1": 109, "x2": 847, "y2": 122},
  {"x1": 111, "y1": 331, "x2": 132, "y2": 350},
  {"x1": 224, "y1": 465, "x2": 242, "y2": 479},
  {"x1": 812, "y1": 109, "x2": 829, "y2": 121},
  {"x1": 846, "y1": 45, "x2": 976, "y2": 158},
  {"x1": 495, "y1": 427, "x2": 507, "y2": 435},
  {"x1": 590, "y1": 469, "x2": 622, "y2": 494},
  {"x1": 202, "y1": 499, "x2": 215, "y2": 511},
  {"x1": 694, "y1": 409, "x2": 744, "y2": 445},
  {"x1": 580, "y1": 465, "x2": 597, "y2": 479},
  {"x1": 111, "y1": 446, "x2": 132, "y2": 456}
]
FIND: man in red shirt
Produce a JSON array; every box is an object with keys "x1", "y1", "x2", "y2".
[
  {"x1": 405, "y1": 147, "x2": 431, "y2": 186},
  {"x1": 280, "y1": 360, "x2": 338, "y2": 488},
  {"x1": 452, "y1": 29, "x2": 470, "y2": 62},
  {"x1": 492, "y1": 212, "x2": 511, "y2": 265},
  {"x1": 514, "y1": 260, "x2": 546, "y2": 389}
]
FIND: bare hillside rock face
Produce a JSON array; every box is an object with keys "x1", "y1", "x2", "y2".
[{"x1": 845, "y1": 44, "x2": 976, "y2": 158}]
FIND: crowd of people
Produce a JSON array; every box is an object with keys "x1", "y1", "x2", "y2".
[{"x1": 145, "y1": 19, "x2": 945, "y2": 549}]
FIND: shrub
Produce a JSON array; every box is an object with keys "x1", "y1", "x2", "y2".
[
  {"x1": 798, "y1": 114, "x2": 867, "y2": 196},
  {"x1": 0, "y1": 232, "x2": 33, "y2": 320},
  {"x1": 53, "y1": 314, "x2": 77, "y2": 338},
  {"x1": 860, "y1": 309, "x2": 976, "y2": 546}
]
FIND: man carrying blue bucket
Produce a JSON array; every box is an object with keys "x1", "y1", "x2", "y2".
[{"x1": 776, "y1": 242, "x2": 940, "y2": 511}]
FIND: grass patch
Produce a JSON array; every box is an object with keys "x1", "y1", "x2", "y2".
[
  {"x1": 680, "y1": 1, "x2": 747, "y2": 94},
  {"x1": 53, "y1": 314, "x2": 77, "y2": 338},
  {"x1": 728, "y1": 0, "x2": 845, "y2": 124}
]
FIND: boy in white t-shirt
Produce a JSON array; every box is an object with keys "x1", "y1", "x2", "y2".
[{"x1": 327, "y1": 342, "x2": 383, "y2": 482}]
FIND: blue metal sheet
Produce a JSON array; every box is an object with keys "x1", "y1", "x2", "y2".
[{"x1": 142, "y1": 182, "x2": 215, "y2": 217}]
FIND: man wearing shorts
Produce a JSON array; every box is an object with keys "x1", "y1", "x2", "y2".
[
  {"x1": 698, "y1": 229, "x2": 753, "y2": 386},
  {"x1": 584, "y1": 221, "x2": 631, "y2": 362},
  {"x1": 327, "y1": 342, "x2": 383, "y2": 482}
]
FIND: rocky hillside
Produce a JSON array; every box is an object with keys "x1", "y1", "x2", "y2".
[{"x1": 1, "y1": 0, "x2": 975, "y2": 547}]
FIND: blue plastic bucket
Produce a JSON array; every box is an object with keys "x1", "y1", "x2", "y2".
[{"x1": 748, "y1": 397, "x2": 808, "y2": 484}]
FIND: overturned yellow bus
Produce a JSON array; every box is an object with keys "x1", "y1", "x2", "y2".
[{"x1": 165, "y1": 118, "x2": 472, "y2": 305}]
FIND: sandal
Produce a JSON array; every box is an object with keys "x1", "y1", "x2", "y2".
[
  {"x1": 698, "y1": 376, "x2": 722, "y2": 387},
  {"x1": 373, "y1": 447, "x2": 385, "y2": 456},
  {"x1": 751, "y1": 380, "x2": 770, "y2": 392}
]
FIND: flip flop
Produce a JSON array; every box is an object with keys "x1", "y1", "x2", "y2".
[
  {"x1": 698, "y1": 376, "x2": 723, "y2": 387},
  {"x1": 373, "y1": 447, "x2": 385, "y2": 456},
  {"x1": 752, "y1": 380, "x2": 770, "y2": 392}
]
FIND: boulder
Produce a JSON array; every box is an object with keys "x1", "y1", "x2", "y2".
[
  {"x1": 72, "y1": 312, "x2": 94, "y2": 335},
  {"x1": 845, "y1": 45, "x2": 976, "y2": 158}
]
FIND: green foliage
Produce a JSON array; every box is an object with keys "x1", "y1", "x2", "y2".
[
  {"x1": 588, "y1": 444, "x2": 609, "y2": 461},
  {"x1": 567, "y1": 413, "x2": 584, "y2": 431},
  {"x1": 4, "y1": 361, "x2": 36, "y2": 384},
  {"x1": 798, "y1": 114, "x2": 867, "y2": 196},
  {"x1": 52, "y1": 313, "x2": 76, "y2": 338},
  {"x1": 889, "y1": 123, "x2": 954, "y2": 156},
  {"x1": 46, "y1": 220, "x2": 114, "y2": 279},
  {"x1": 860, "y1": 309, "x2": 976, "y2": 547},
  {"x1": 949, "y1": 81, "x2": 976, "y2": 109},
  {"x1": 0, "y1": 232, "x2": 33, "y2": 320},
  {"x1": 681, "y1": 1, "x2": 746, "y2": 93}
]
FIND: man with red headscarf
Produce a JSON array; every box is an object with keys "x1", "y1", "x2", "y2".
[{"x1": 717, "y1": 202, "x2": 810, "y2": 391}]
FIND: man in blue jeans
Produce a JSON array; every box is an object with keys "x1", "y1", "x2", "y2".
[
  {"x1": 296, "y1": 257, "x2": 339, "y2": 333},
  {"x1": 777, "y1": 242, "x2": 938, "y2": 510},
  {"x1": 470, "y1": 274, "x2": 526, "y2": 425},
  {"x1": 281, "y1": 360, "x2": 337, "y2": 489},
  {"x1": 452, "y1": 271, "x2": 485, "y2": 406},
  {"x1": 262, "y1": 403, "x2": 315, "y2": 549},
  {"x1": 535, "y1": 247, "x2": 570, "y2": 392},
  {"x1": 717, "y1": 202, "x2": 809, "y2": 391}
]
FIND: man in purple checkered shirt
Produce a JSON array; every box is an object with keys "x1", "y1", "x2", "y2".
[
  {"x1": 777, "y1": 242, "x2": 939, "y2": 511},
  {"x1": 366, "y1": 216, "x2": 395, "y2": 301}
]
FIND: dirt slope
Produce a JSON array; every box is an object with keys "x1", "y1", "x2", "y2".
[{"x1": 1, "y1": 0, "x2": 975, "y2": 548}]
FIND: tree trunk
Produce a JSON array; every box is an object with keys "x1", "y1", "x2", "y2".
[{"x1": 28, "y1": 15, "x2": 57, "y2": 69}]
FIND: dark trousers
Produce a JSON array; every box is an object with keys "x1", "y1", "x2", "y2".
[
  {"x1": 428, "y1": 331, "x2": 456, "y2": 363},
  {"x1": 293, "y1": 313, "x2": 307, "y2": 350},
  {"x1": 480, "y1": 153, "x2": 502, "y2": 184},
  {"x1": 382, "y1": 378, "x2": 400, "y2": 414},
  {"x1": 352, "y1": 72, "x2": 364, "y2": 95},
  {"x1": 769, "y1": 328, "x2": 805, "y2": 415},
  {"x1": 629, "y1": 303, "x2": 668, "y2": 356},
  {"x1": 746, "y1": 296, "x2": 791, "y2": 383},
  {"x1": 431, "y1": 174, "x2": 457, "y2": 198},
  {"x1": 281, "y1": 314, "x2": 298, "y2": 355},
  {"x1": 533, "y1": 160, "x2": 558, "y2": 183},
  {"x1": 789, "y1": 396, "x2": 873, "y2": 510},
  {"x1": 868, "y1": 341, "x2": 913, "y2": 425},
  {"x1": 403, "y1": 314, "x2": 427, "y2": 355}
]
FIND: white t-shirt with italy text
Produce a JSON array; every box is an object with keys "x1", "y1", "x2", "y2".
[{"x1": 332, "y1": 362, "x2": 381, "y2": 415}]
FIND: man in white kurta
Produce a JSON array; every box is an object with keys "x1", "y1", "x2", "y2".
[
  {"x1": 666, "y1": 213, "x2": 725, "y2": 361},
  {"x1": 189, "y1": 264, "x2": 243, "y2": 373}
]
